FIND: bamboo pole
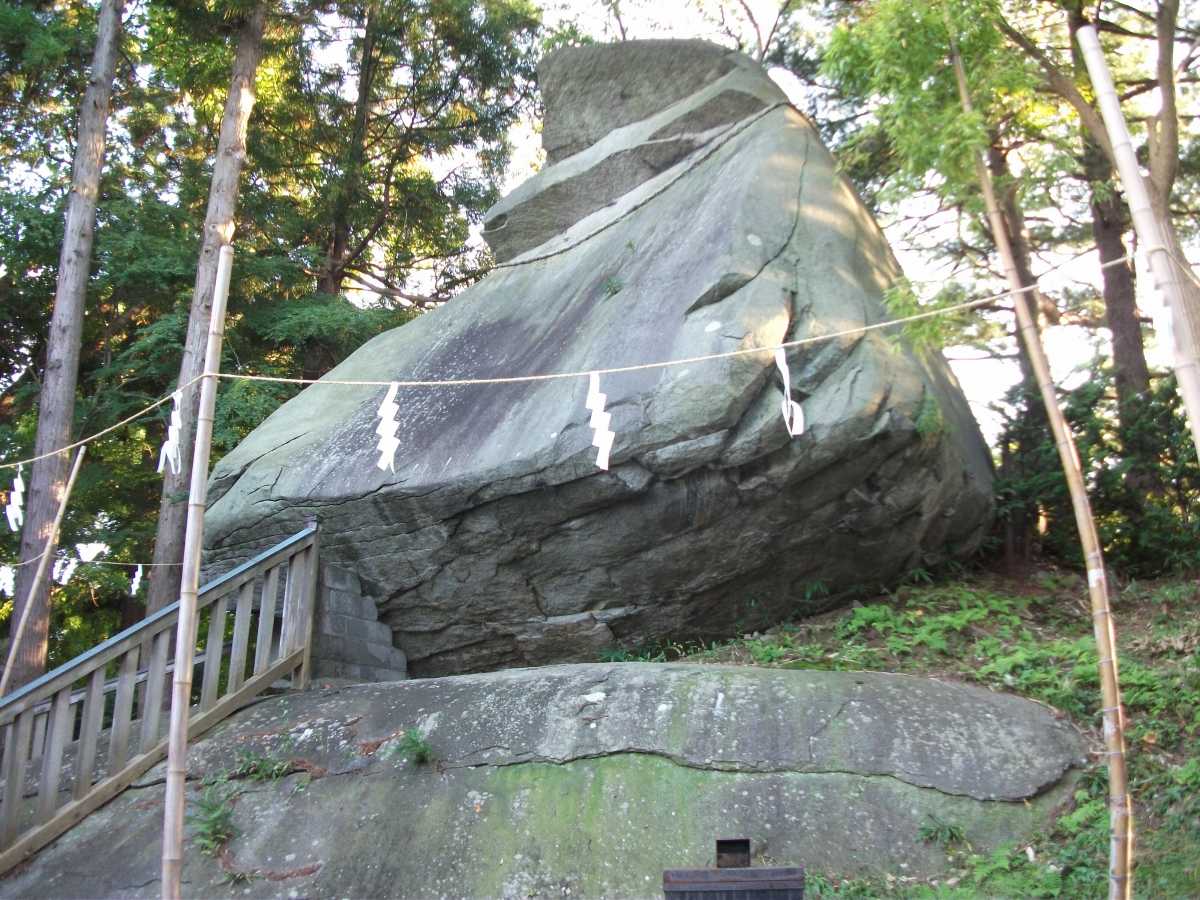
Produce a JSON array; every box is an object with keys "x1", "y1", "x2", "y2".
[
  {"x1": 949, "y1": 38, "x2": 1133, "y2": 900},
  {"x1": 0, "y1": 446, "x2": 87, "y2": 697},
  {"x1": 1075, "y1": 23, "x2": 1200, "y2": 461},
  {"x1": 160, "y1": 244, "x2": 233, "y2": 900}
]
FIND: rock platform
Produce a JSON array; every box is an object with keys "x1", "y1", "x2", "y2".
[{"x1": 1, "y1": 665, "x2": 1086, "y2": 898}]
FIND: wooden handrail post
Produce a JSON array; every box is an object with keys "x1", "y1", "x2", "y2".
[
  {"x1": 297, "y1": 520, "x2": 319, "y2": 690},
  {"x1": 0, "y1": 525, "x2": 315, "y2": 876},
  {"x1": 160, "y1": 244, "x2": 233, "y2": 900}
]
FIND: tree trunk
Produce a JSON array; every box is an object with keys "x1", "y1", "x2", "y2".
[
  {"x1": 8, "y1": 0, "x2": 125, "y2": 691},
  {"x1": 1087, "y1": 149, "x2": 1166, "y2": 499},
  {"x1": 987, "y1": 144, "x2": 1048, "y2": 569},
  {"x1": 1091, "y1": 176, "x2": 1149, "y2": 405},
  {"x1": 318, "y1": 5, "x2": 377, "y2": 297},
  {"x1": 1149, "y1": 191, "x2": 1200, "y2": 393},
  {"x1": 145, "y1": 3, "x2": 269, "y2": 616},
  {"x1": 1075, "y1": 16, "x2": 1200, "y2": 460}
]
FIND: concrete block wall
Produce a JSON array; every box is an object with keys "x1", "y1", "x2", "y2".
[{"x1": 312, "y1": 564, "x2": 407, "y2": 682}]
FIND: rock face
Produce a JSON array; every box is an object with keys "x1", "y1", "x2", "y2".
[
  {"x1": 0, "y1": 665, "x2": 1086, "y2": 899},
  {"x1": 204, "y1": 39, "x2": 993, "y2": 676}
]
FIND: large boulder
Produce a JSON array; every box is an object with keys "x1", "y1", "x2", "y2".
[
  {"x1": 0, "y1": 665, "x2": 1086, "y2": 898},
  {"x1": 204, "y1": 40, "x2": 993, "y2": 676}
]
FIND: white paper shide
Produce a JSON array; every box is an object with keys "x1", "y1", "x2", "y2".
[{"x1": 585, "y1": 372, "x2": 615, "y2": 471}]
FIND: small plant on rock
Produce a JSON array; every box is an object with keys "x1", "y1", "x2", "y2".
[
  {"x1": 231, "y1": 748, "x2": 292, "y2": 782},
  {"x1": 918, "y1": 812, "x2": 969, "y2": 850},
  {"x1": 218, "y1": 868, "x2": 258, "y2": 887},
  {"x1": 189, "y1": 780, "x2": 237, "y2": 857},
  {"x1": 383, "y1": 728, "x2": 435, "y2": 765}
]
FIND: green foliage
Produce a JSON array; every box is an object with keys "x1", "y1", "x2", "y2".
[
  {"x1": 914, "y1": 394, "x2": 946, "y2": 440},
  {"x1": 188, "y1": 779, "x2": 237, "y2": 857},
  {"x1": 996, "y1": 365, "x2": 1200, "y2": 576},
  {"x1": 799, "y1": 580, "x2": 830, "y2": 604},
  {"x1": 601, "y1": 275, "x2": 623, "y2": 297},
  {"x1": 747, "y1": 638, "x2": 790, "y2": 664},
  {"x1": 918, "y1": 814, "x2": 968, "y2": 850},
  {"x1": 600, "y1": 639, "x2": 725, "y2": 663},
  {"x1": 1064, "y1": 369, "x2": 1200, "y2": 575},
  {"x1": 803, "y1": 870, "x2": 882, "y2": 897},
  {"x1": 599, "y1": 647, "x2": 666, "y2": 663},
  {"x1": 821, "y1": 0, "x2": 1037, "y2": 200},
  {"x1": 383, "y1": 728, "x2": 435, "y2": 765},
  {"x1": 230, "y1": 748, "x2": 292, "y2": 782},
  {"x1": 255, "y1": 297, "x2": 415, "y2": 364},
  {"x1": 541, "y1": 20, "x2": 594, "y2": 53},
  {"x1": 217, "y1": 868, "x2": 257, "y2": 887},
  {"x1": 880, "y1": 278, "x2": 1003, "y2": 368}
]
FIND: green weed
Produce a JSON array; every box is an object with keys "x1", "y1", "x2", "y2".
[
  {"x1": 230, "y1": 748, "x2": 292, "y2": 782},
  {"x1": 914, "y1": 395, "x2": 946, "y2": 439},
  {"x1": 600, "y1": 639, "x2": 723, "y2": 663},
  {"x1": 189, "y1": 780, "x2": 237, "y2": 857},
  {"x1": 917, "y1": 813, "x2": 968, "y2": 850},
  {"x1": 217, "y1": 868, "x2": 257, "y2": 886},
  {"x1": 599, "y1": 646, "x2": 666, "y2": 663},
  {"x1": 800, "y1": 580, "x2": 830, "y2": 604},
  {"x1": 747, "y1": 638, "x2": 791, "y2": 664},
  {"x1": 382, "y1": 728, "x2": 435, "y2": 765}
]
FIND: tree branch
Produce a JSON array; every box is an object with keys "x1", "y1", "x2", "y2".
[
  {"x1": 342, "y1": 270, "x2": 440, "y2": 309},
  {"x1": 760, "y1": 1, "x2": 795, "y2": 61},
  {"x1": 1106, "y1": 1, "x2": 1156, "y2": 25},
  {"x1": 1146, "y1": 0, "x2": 1179, "y2": 202},
  {"x1": 1095, "y1": 18, "x2": 1156, "y2": 40},
  {"x1": 997, "y1": 16, "x2": 1116, "y2": 168},
  {"x1": 735, "y1": 0, "x2": 765, "y2": 60}
]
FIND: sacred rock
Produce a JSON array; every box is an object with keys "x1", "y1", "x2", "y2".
[
  {"x1": 0, "y1": 665, "x2": 1086, "y2": 897},
  {"x1": 204, "y1": 39, "x2": 994, "y2": 676}
]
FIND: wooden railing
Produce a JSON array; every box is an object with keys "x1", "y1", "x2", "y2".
[{"x1": 0, "y1": 525, "x2": 319, "y2": 873}]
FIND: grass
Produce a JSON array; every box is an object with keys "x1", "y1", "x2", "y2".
[
  {"x1": 230, "y1": 747, "x2": 293, "y2": 782},
  {"x1": 605, "y1": 567, "x2": 1200, "y2": 897},
  {"x1": 918, "y1": 814, "x2": 970, "y2": 851},
  {"x1": 382, "y1": 727, "x2": 435, "y2": 765},
  {"x1": 188, "y1": 779, "x2": 237, "y2": 857},
  {"x1": 188, "y1": 745, "x2": 296, "y2": 857}
]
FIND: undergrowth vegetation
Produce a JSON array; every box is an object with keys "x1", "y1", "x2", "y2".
[
  {"x1": 189, "y1": 779, "x2": 237, "y2": 858},
  {"x1": 186, "y1": 745, "x2": 297, "y2": 857},
  {"x1": 610, "y1": 569, "x2": 1200, "y2": 897},
  {"x1": 381, "y1": 727, "x2": 435, "y2": 765}
]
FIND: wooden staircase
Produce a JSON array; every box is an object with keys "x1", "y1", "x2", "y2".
[{"x1": 0, "y1": 525, "x2": 319, "y2": 873}]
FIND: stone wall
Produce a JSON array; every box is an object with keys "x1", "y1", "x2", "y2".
[{"x1": 311, "y1": 564, "x2": 406, "y2": 682}]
